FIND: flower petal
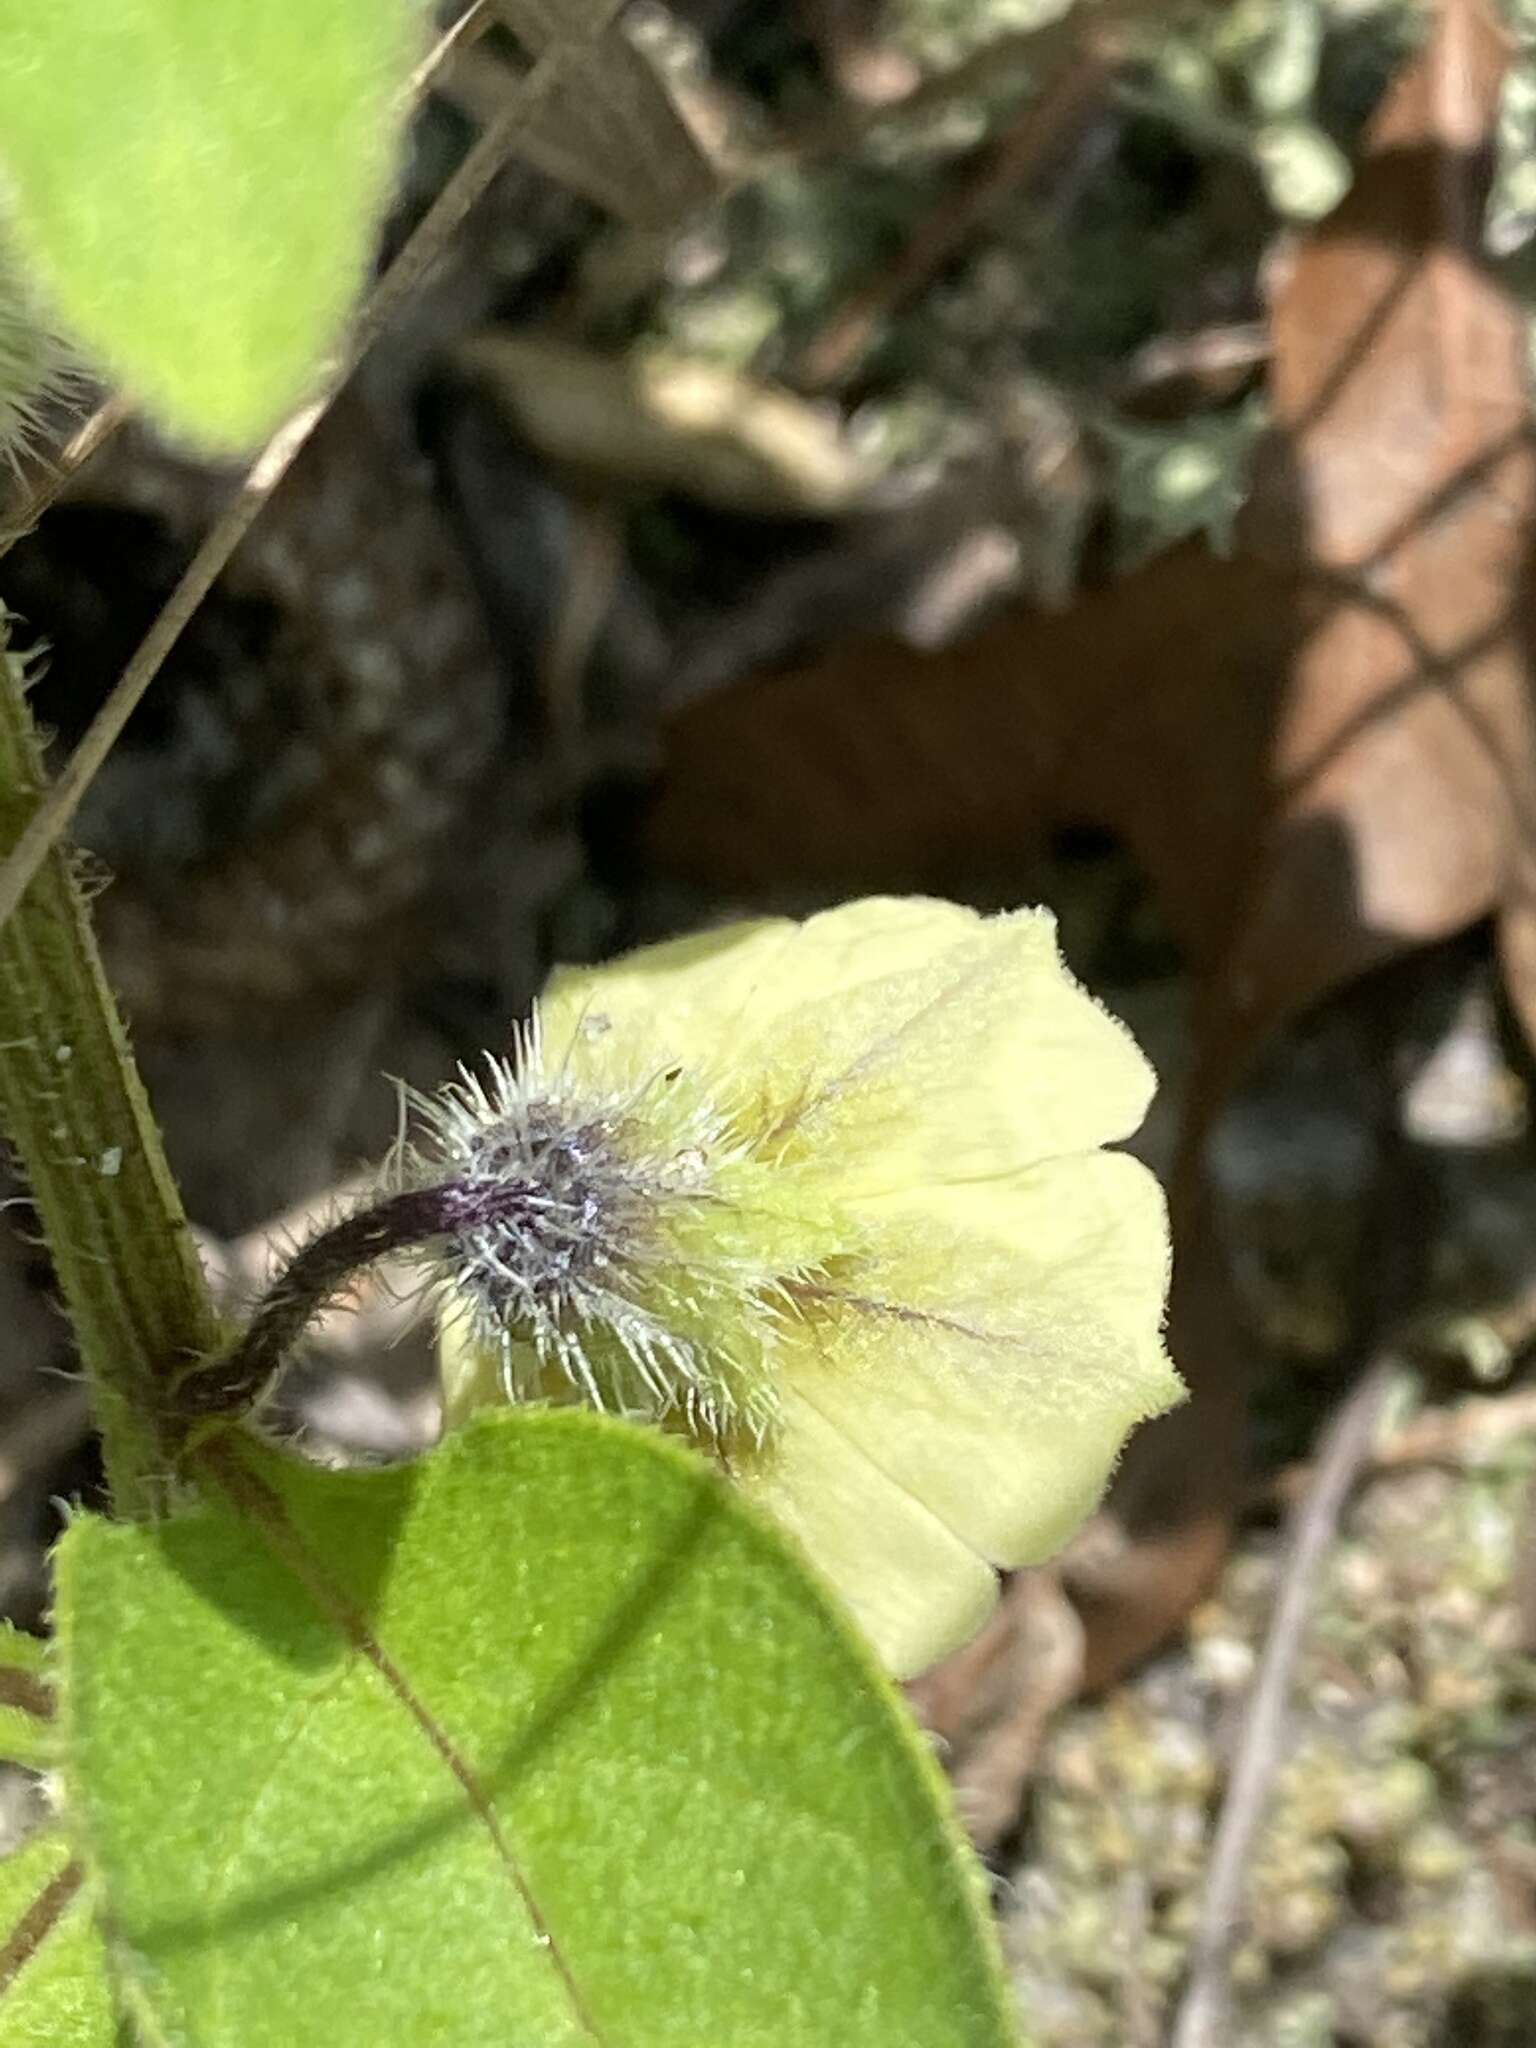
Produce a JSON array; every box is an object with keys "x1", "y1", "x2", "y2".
[
  {"x1": 729, "y1": 896, "x2": 982, "y2": 1016},
  {"x1": 740, "y1": 1387, "x2": 999, "y2": 1679},
  {"x1": 736, "y1": 905, "x2": 1155, "y2": 1188},
  {"x1": 539, "y1": 900, "x2": 1150, "y2": 1187},
  {"x1": 537, "y1": 898, "x2": 981, "y2": 1093},
  {"x1": 773, "y1": 1155, "x2": 1180, "y2": 1574},
  {"x1": 865, "y1": 1150, "x2": 1172, "y2": 1362},
  {"x1": 538, "y1": 918, "x2": 796, "y2": 1078}
]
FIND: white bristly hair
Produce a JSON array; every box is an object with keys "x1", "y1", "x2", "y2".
[{"x1": 402, "y1": 1010, "x2": 794, "y2": 1446}]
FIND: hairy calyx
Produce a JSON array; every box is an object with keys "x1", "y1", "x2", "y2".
[{"x1": 185, "y1": 1043, "x2": 852, "y2": 1452}]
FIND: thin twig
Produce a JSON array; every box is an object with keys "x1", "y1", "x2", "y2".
[
  {"x1": 782, "y1": 1, "x2": 1154, "y2": 395},
  {"x1": 1171, "y1": 985, "x2": 1426, "y2": 2048},
  {"x1": 1169, "y1": 1350, "x2": 1400, "y2": 2048},
  {"x1": 0, "y1": 392, "x2": 133, "y2": 563},
  {"x1": 0, "y1": 0, "x2": 627, "y2": 944},
  {"x1": 1267, "y1": 1382, "x2": 1536, "y2": 1508},
  {"x1": 787, "y1": 44, "x2": 1115, "y2": 391},
  {"x1": 403, "y1": 0, "x2": 494, "y2": 101}
]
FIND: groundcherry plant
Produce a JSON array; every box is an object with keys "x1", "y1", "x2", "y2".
[{"x1": 0, "y1": 5, "x2": 1180, "y2": 2042}]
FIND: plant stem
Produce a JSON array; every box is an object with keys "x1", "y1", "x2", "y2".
[{"x1": 0, "y1": 630, "x2": 220, "y2": 1517}]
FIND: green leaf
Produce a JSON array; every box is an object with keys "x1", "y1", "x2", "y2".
[
  {"x1": 0, "y1": 1623, "x2": 53, "y2": 1769},
  {"x1": 56, "y1": 1411, "x2": 1015, "y2": 2046},
  {"x1": 0, "y1": 0, "x2": 417, "y2": 447},
  {"x1": 0, "y1": 1826, "x2": 114, "y2": 2045}
]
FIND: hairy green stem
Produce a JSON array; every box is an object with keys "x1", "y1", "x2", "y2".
[{"x1": 0, "y1": 625, "x2": 219, "y2": 1516}]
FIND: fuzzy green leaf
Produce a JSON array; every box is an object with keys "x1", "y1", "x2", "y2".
[
  {"x1": 56, "y1": 1410, "x2": 1015, "y2": 2046},
  {"x1": 0, "y1": 1827, "x2": 113, "y2": 2045},
  {"x1": 0, "y1": 0, "x2": 416, "y2": 446}
]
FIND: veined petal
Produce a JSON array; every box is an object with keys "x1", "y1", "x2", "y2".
[
  {"x1": 739, "y1": 1388, "x2": 998, "y2": 1679},
  {"x1": 736, "y1": 907, "x2": 1155, "y2": 1189},
  {"x1": 540, "y1": 899, "x2": 1150, "y2": 1188},
  {"x1": 766, "y1": 1156, "x2": 1180, "y2": 1580},
  {"x1": 864, "y1": 1150, "x2": 1172, "y2": 1360}
]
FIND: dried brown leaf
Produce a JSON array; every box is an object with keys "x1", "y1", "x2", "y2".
[
  {"x1": 905, "y1": 1570, "x2": 1084, "y2": 1854},
  {"x1": 1225, "y1": 0, "x2": 1536, "y2": 1084},
  {"x1": 643, "y1": 0, "x2": 1536, "y2": 1702}
]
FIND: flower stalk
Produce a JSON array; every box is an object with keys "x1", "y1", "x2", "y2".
[{"x1": 176, "y1": 1182, "x2": 485, "y2": 1421}]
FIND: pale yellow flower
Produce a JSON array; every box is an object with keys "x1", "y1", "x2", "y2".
[{"x1": 430, "y1": 898, "x2": 1181, "y2": 1677}]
